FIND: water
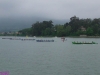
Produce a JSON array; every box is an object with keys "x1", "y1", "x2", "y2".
[{"x1": 0, "y1": 36, "x2": 100, "y2": 75}]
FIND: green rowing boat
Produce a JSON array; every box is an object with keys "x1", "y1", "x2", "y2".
[{"x1": 72, "y1": 41, "x2": 98, "y2": 44}]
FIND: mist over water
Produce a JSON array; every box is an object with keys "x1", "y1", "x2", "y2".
[{"x1": 0, "y1": 17, "x2": 68, "y2": 32}]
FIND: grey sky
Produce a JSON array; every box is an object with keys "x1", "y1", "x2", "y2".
[
  {"x1": 0, "y1": 0, "x2": 100, "y2": 31},
  {"x1": 1, "y1": 0, "x2": 100, "y2": 20}
]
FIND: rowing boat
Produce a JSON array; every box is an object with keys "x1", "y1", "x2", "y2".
[{"x1": 72, "y1": 41, "x2": 98, "y2": 44}]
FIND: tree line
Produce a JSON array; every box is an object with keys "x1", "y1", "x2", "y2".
[{"x1": 18, "y1": 16, "x2": 100, "y2": 37}]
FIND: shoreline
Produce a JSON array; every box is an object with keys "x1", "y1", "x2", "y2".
[
  {"x1": 68, "y1": 36, "x2": 100, "y2": 38},
  {"x1": 1, "y1": 36, "x2": 100, "y2": 38}
]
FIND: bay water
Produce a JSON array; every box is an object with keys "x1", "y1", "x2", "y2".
[{"x1": 0, "y1": 36, "x2": 100, "y2": 75}]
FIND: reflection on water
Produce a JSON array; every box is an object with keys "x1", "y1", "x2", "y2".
[{"x1": 0, "y1": 37, "x2": 100, "y2": 75}]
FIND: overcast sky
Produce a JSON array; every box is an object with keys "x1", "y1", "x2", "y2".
[
  {"x1": 1, "y1": 0, "x2": 100, "y2": 20},
  {"x1": 0, "y1": 0, "x2": 100, "y2": 31}
]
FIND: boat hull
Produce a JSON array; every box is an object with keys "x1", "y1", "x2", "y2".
[
  {"x1": 72, "y1": 42, "x2": 98, "y2": 44},
  {"x1": 36, "y1": 40, "x2": 54, "y2": 42}
]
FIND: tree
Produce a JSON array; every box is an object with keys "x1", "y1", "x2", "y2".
[
  {"x1": 42, "y1": 28, "x2": 51, "y2": 36},
  {"x1": 32, "y1": 20, "x2": 53, "y2": 36},
  {"x1": 69, "y1": 16, "x2": 80, "y2": 32},
  {"x1": 56, "y1": 25, "x2": 64, "y2": 36},
  {"x1": 86, "y1": 27, "x2": 93, "y2": 36},
  {"x1": 19, "y1": 28, "x2": 32, "y2": 36},
  {"x1": 65, "y1": 25, "x2": 71, "y2": 36}
]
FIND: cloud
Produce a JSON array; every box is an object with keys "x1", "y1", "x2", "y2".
[
  {"x1": 0, "y1": 0, "x2": 100, "y2": 31},
  {"x1": 0, "y1": 0, "x2": 100, "y2": 20}
]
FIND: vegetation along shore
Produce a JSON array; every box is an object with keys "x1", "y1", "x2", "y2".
[{"x1": 1, "y1": 16, "x2": 100, "y2": 37}]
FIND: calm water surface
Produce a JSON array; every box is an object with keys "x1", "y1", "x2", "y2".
[{"x1": 0, "y1": 36, "x2": 100, "y2": 75}]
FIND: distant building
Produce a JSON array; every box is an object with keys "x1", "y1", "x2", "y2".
[
  {"x1": 80, "y1": 35, "x2": 87, "y2": 37},
  {"x1": 80, "y1": 26, "x2": 86, "y2": 31}
]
